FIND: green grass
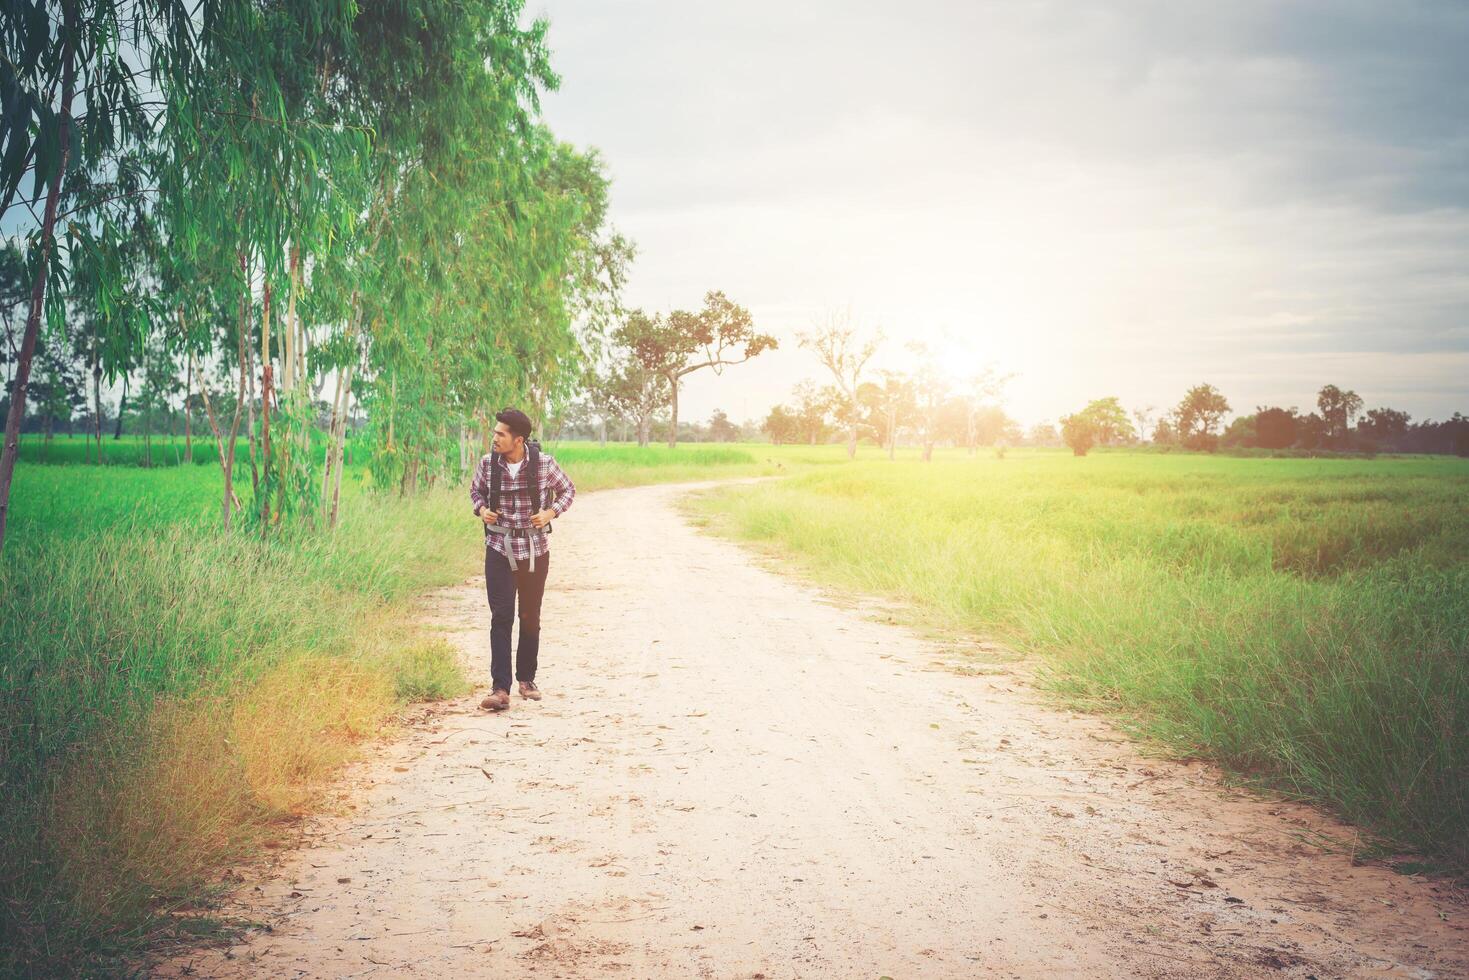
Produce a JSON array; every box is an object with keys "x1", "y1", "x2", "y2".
[
  {"x1": 540, "y1": 440, "x2": 854, "y2": 487},
  {"x1": 0, "y1": 438, "x2": 818, "y2": 974},
  {"x1": 688, "y1": 449, "x2": 1469, "y2": 871},
  {"x1": 11, "y1": 431, "x2": 355, "y2": 468},
  {"x1": 10, "y1": 438, "x2": 1464, "y2": 971},
  {"x1": 0, "y1": 457, "x2": 484, "y2": 973}
]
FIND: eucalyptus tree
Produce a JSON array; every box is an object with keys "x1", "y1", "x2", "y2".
[{"x1": 0, "y1": 0, "x2": 200, "y2": 551}]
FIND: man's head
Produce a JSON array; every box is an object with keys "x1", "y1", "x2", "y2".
[{"x1": 492, "y1": 407, "x2": 533, "y2": 455}]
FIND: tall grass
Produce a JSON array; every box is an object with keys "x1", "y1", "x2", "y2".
[
  {"x1": 1, "y1": 464, "x2": 474, "y2": 974},
  {"x1": 0, "y1": 440, "x2": 788, "y2": 974},
  {"x1": 689, "y1": 450, "x2": 1469, "y2": 871}
]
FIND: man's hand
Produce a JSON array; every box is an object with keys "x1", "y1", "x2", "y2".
[
  {"x1": 478, "y1": 507, "x2": 499, "y2": 525},
  {"x1": 529, "y1": 507, "x2": 555, "y2": 529}
]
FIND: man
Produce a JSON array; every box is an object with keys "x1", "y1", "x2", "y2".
[{"x1": 469, "y1": 408, "x2": 576, "y2": 712}]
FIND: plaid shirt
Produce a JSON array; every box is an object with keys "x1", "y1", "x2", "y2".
[{"x1": 469, "y1": 450, "x2": 576, "y2": 562}]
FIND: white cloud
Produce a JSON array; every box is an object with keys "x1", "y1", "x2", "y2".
[{"x1": 535, "y1": 0, "x2": 1469, "y2": 426}]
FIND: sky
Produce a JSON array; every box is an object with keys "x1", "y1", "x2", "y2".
[{"x1": 531, "y1": 0, "x2": 1469, "y2": 430}]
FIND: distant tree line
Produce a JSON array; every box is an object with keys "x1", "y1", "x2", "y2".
[{"x1": 1058, "y1": 383, "x2": 1468, "y2": 457}]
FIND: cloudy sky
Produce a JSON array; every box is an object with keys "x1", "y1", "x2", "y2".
[{"x1": 531, "y1": 0, "x2": 1468, "y2": 429}]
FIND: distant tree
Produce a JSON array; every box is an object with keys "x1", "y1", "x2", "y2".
[
  {"x1": 761, "y1": 404, "x2": 799, "y2": 445},
  {"x1": 1220, "y1": 414, "x2": 1256, "y2": 448},
  {"x1": 957, "y1": 366, "x2": 1013, "y2": 454},
  {"x1": 1254, "y1": 406, "x2": 1299, "y2": 449},
  {"x1": 707, "y1": 408, "x2": 739, "y2": 443},
  {"x1": 1131, "y1": 405, "x2": 1156, "y2": 445},
  {"x1": 579, "y1": 365, "x2": 625, "y2": 446},
  {"x1": 1357, "y1": 406, "x2": 1410, "y2": 450},
  {"x1": 798, "y1": 308, "x2": 882, "y2": 459},
  {"x1": 29, "y1": 346, "x2": 87, "y2": 441},
  {"x1": 1316, "y1": 384, "x2": 1363, "y2": 447},
  {"x1": 1296, "y1": 412, "x2": 1328, "y2": 450},
  {"x1": 1081, "y1": 396, "x2": 1135, "y2": 445},
  {"x1": 1174, "y1": 383, "x2": 1230, "y2": 451},
  {"x1": 1059, "y1": 413, "x2": 1096, "y2": 456},
  {"x1": 1027, "y1": 421, "x2": 1060, "y2": 446},
  {"x1": 616, "y1": 292, "x2": 776, "y2": 449},
  {"x1": 908, "y1": 342, "x2": 949, "y2": 461},
  {"x1": 1151, "y1": 417, "x2": 1178, "y2": 445},
  {"x1": 864, "y1": 369, "x2": 917, "y2": 460},
  {"x1": 790, "y1": 380, "x2": 831, "y2": 445},
  {"x1": 1399, "y1": 414, "x2": 1469, "y2": 455},
  {"x1": 1058, "y1": 397, "x2": 1135, "y2": 456},
  {"x1": 604, "y1": 352, "x2": 668, "y2": 447},
  {"x1": 0, "y1": 245, "x2": 28, "y2": 392}
]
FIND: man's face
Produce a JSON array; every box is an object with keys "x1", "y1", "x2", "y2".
[{"x1": 492, "y1": 422, "x2": 521, "y2": 455}]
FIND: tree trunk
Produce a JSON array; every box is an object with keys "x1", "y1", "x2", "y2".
[
  {"x1": 847, "y1": 395, "x2": 858, "y2": 460},
  {"x1": 0, "y1": 23, "x2": 75, "y2": 552},
  {"x1": 221, "y1": 281, "x2": 249, "y2": 531},
  {"x1": 183, "y1": 344, "x2": 193, "y2": 464},
  {"x1": 114, "y1": 374, "x2": 128, "y2": 439},
  {"x1": 260, "y1": 279, "x2": 273, "y2": 531},
  {"x1": 245, "y1": 310, "x2": 258, "y2": 500},
  {"x1": 598, "y1": 418, "x2": 606, "y2": 447},
  {"x1": 322, "y1": 363, "x2": 345, "y2": 514},
  {"x1": 91, "y1": 346, "x2": 101, "y2": 464},
  {"x1": 328, "y1": 360, "x2": 353, "y2": 530},
  {"x1": 666, "y1": 374, "x2": 679, "y2": 449},
  {"x1": 191, "y1": 351, "x2": 228, "y2": 471},
  {"x1": 142, "y1": 382, "x2": 152, "y2": 467}
]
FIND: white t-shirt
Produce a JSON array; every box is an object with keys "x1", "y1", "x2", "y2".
[{"x1": 505, "y1": 458, "x2": 524, "y2": 479}]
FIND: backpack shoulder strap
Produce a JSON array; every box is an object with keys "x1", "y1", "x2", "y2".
[
  {"x1": 489, "y1": 451, "x2": 502, "y2": 512},
  {"x1": 526, "y1": 443, "x2": 543, "y2": 511}
]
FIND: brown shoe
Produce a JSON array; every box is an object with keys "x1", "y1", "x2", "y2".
[
  {"x1": 518, "y1": 680, "x2": 542, "y2": 701},
  {"x1": 480, "y1": 689, "x2": 510, "y2": 712}
]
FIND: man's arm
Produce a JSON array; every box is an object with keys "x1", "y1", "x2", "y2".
[
  {"x1": 544, "y1": 454, "x2": 575, "y2": 517},
  {"x1": 470, "y1": 456, "x2": 491, "y2": 516}
]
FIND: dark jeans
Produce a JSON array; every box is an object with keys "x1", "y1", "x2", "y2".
[{"x1": 485, "y1": 545, "x2": 550, "y2": 692}]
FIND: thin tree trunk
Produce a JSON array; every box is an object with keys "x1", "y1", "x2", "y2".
[
  {"x1": 221, "y1": 285, "x2": 249, "y2": 531},
  {"x1": 193, "y1": 351, "x2": 230, "y2": 476},
  {"x1": 260, "y1": 279, "x2": 273, "y2": 531},
  {"x1": 91, "y1": 348, "x2": 101, "y2": 464},
  {"x1": 0, "y1": 21, "x2": 75, "y2": 551},
  {"x1": 328, "y1": 362, "x2": 352, "y2": 529},
  {"x1": 143, "y1": 381, "x2": 152, "y2": 467},
  {"x1": 666, "y1": 374, "x2": 679, "y2": 449},
  {"x1": 114, "y1": 375, "x2": 128, "y2": 439},
  {"x1": 183, "y1": 342, "x2": 193, "y2": 463},
  {"x1": 322, "y1": 363, "x2": 345, "y2": 512},
  {"x1": 245, "y1": 340, "x2": 258, "y2": 492},
  {"x1": 847, "y1": 394, "x2": 859, "y2": 460}
]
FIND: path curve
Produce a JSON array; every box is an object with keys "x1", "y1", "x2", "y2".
[{"x1": 155, "y1": 480, "x2": 1467, "y2": 978}]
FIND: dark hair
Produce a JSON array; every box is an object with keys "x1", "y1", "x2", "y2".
[{"x1": 495, "y1": 407, "x2": 533, "y2": 440}]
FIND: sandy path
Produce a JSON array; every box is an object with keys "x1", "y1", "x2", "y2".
[{"x1": 154, "y1": 481, "x2": 1466, "y2": 979}]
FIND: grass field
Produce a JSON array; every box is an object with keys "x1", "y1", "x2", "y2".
[
  {"x1": 689, "y1": 449, "x2": 1469, "y2": 871},
  {"x1": 5, "y1": 440, "x2": 1466, "y2": 972},
  {"x1": 0, "y1": 439, "x2": 795, "y2": 975}
]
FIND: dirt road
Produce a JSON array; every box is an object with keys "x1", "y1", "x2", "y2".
[{"x1": 155, "y1": 481, "x2": 1466, "y2": 978}]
